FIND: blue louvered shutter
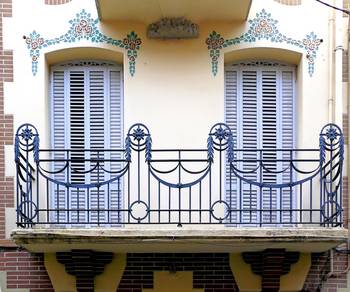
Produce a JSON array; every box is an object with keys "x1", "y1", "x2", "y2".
[
  {"x1": 225, "y1": 62, "x2": 295, "y2": 225},
  {"x1": 51, "y1": 62, "x2": 123, "y2": 225}
]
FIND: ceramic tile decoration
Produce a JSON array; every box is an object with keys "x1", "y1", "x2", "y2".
[
  {"x1": 206, "y1": 9, "x2": 322, "y2": 77},
  {"x1": 24, "y1": 10, "x2": 142, "y2": 76}
]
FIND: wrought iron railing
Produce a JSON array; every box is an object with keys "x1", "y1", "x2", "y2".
[{"x1": 14, "y1": 123, "x2": 344, "y2": 227}]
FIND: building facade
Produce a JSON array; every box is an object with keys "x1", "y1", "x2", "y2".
[{"x1": 0, "y1": 0, "x2": 350, "y2": 291}]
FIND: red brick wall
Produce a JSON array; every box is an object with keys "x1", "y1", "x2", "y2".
[
  {"x1": 0, "y1": 249, "x2": 53, "y2": 292},
  {"x1": 303, "y1": 252, "x2": 348, "y2": 291},
  {"x1": 117, "y1": 253, "x2": 239, "y2": 292},
  {"x1": 44, "y1": 0, "x2": 72, "y2": 4},
  {"x1": 0, "y1": 0, "x2": 14, "y2": 240}
]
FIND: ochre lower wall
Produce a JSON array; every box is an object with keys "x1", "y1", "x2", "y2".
[
  {"x1": 230, "y1": 253, "x2": 311, "y2": 292},
  {"x1": 44, "y1": 253, "x2": 126, "y2": 292},
  {"x1": 143, "y1": 271, "x2": 203, "y2": 292}
]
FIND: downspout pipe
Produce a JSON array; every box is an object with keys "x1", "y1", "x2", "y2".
[{"x1": 326, "y1": 0, "x2": 350, "y2": 280}]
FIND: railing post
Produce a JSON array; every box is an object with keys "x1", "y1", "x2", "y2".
[
  {"x1": 14, "y1": 124, "x2": 39, "y2": 228},
  {"x1": 207, "y1": 123, "x2": 233, "y2": 223},
  {"x1": 319, "y1": 123, "x2": 344, "y2": 226},
  {"x1": 126, "y1": 123, "x2": 151, "y2": 223}
]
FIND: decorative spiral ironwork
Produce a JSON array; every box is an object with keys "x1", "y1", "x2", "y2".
[
  {"x1": 15, "y1": 124, "x2": 39, "y2": 162},
  {"x1": 13, "y1": 122, "x2": 344, "y2": 227},
  {"x1": 15, "y1": 123, "x2": 39, "y2": 146},
  {"x1": 319, "y1": 123, "x2": 343, "y2": 151},
  {"x1": 321, "y1": 200, "x2": 342, "y2": 224},
  {"x1": 207, "y1": 123, "x2": 233, "y2": 163},
  {"x1": 208, "y1": 123, "x2": 232, "y2": 148}
]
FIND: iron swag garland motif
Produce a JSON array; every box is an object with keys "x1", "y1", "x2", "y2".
[
  {"x1": 23, "y1": 9, "x2": 142, "y2": 76},
  {"x1": 206, "y1": 9, "x2": 322, "y2": 77}
]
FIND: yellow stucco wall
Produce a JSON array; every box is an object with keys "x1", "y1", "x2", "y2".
[
  {"x1": 230, "y1": 253, "x2": 311, "y2": 292},
  {"x1": 143, "y1": 271, "x2": 204, "y2": 292}
]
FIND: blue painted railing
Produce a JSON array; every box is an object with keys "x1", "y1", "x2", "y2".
[{"x1": 14, "y1": 123, "x2": 343, "y2": 227}]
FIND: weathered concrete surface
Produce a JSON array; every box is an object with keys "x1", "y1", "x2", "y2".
[{"x1": 11, "y1": 227, "x2": 348, "y2": 253}]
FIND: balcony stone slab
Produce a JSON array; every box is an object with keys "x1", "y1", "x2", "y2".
[{"x1": 11, "y1": 227, "x2": 348, "y2": 253}]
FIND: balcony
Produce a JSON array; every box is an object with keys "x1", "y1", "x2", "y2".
[
  {"x1": 96, "y1": 0, "x2": 252, "y2": 23},
  {"x1": 11, "y1": 123, "x2": 347, "y2": 253}
]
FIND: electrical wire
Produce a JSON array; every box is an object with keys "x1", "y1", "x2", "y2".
[{"x1": 315, "y1": 0, "x2": 350, "y2": 15}]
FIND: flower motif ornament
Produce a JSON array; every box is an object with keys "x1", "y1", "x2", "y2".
[
  {"x1": 206, "y1": 31, "x2": 224, "y2": 76},
  {"x1": 24, "y1": 10, "x2": 142, "y2": 76},
  {"x1": 206, "y1": 9, "x2": 322, "y2": 77},
  {"x1": 24, "y1": 31, "x2": 44, "y2": 75},
  {"x1": 213, "y1": 125, "x2": 229, "y2": 142},
  {"x1": 325, "y1": 126, "x2": 340, "y2": 142},
  {"x1": 20, "y1": 127, "x2": 34, "y2": 142},
  {"x1": 249, "y1": 10, "x2": 278, "y2": 40},
  {"x1": 123, "y1": 32, "x2": 142, "y2": 77},
  {"x1": 303, "y1": 32, "x2": 322, "y2": 76},
  {"x1": 132, "y1": 127, "x2": 146, "y2": 142}
]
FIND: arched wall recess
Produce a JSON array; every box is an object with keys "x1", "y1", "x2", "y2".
[
  {"x1": 24, "y1": 9, "x2": 141, "y2": 76},
  {"x1": 206, "y1": 9, "x2": 322, "y2": 77}
]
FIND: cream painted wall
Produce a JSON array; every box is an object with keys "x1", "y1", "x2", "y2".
[
  {"x1": 3, "y1": 0, "x2": 336, "y2": 150},
  {"x1": 2, "y1": 0, "x2": 344, "y2": 234}
]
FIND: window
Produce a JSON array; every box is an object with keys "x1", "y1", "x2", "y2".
[
  {"x1": 50, "y1": 61, "x2": 123, "y2": 224},
  {"x1": 225, "y1": 61, "x2": 295, "y2": 224}
]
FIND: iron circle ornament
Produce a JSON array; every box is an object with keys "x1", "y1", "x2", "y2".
[
  {"x1": 17, "y1": 200, "x2": 38, "y2": 222},
  {"x1": 16, "y1": 123, "x2": 39, "y2": 146},
  {"x1": 127, "y1": 123, "x2": 151, "y2": 147},
  {"x1": 320, "y1": 199, "x2": 342, "y2": 223},
  {"x1": 209, "y1": 123, "x2": 232, "y2": 146},
  {"x1": 129, "y1": 200, "x2": 149, "y2": 221},
  {"x1": 320, "y1": 123, "x2": 343, "y2": 144},
  {"x1": 210, "y1": 200, "x2": 230, "y2": 221}
]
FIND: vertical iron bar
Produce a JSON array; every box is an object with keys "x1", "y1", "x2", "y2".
[
  {"x1": 310, "y1": 179, "x2": 313, "y2": 223},
  {"x1": 279, "y1": 188, "x2": 282, "y2": 224},
  {"x1": 228, "y1": 159, "x2": 231, "y2": 223},
  {"x1": 148, "y1": 160, "x2": 151, "y2": 223},
  {"x1": 36, "y1": 161, "x2": 39, "y2": 224},
  {"x1": 259, "y1": 150, "x2": 263, "y2": 226},
  {"x1": 299, "y1": 184, "x2": 303, "y2": 224},
  {"x1": 97, "y1": 150, "x2": 100, "y2": 226},
  {"x1": 117, "y1": 178, "x2": 120, "y2": 224},
  {"x1": 189, "y1": 186, "x2": 192, "y2": 224},
  {"x1": 209, "y1": 165, "x2": 212, "y2": 223},
  {"x1": 107, "y1": 182, "x2": 110, "y2": 224},
  {"x1": 239, "y1": 178, "x2": 242, "y2": 224},
  {"x1": 199, "y1": 181, "x2": 202, "y2": 223},
  {"x1": 77, "y1": 187, "x2": 80, "y2": 224},
  {"x1": 46, "y1": 179, "x2": 49, "y2": 224},
  {"x1": 87, "y1": 188, "x2": 90, "y2": 224},
  {"x1": 66, "y1": 150, "x2": 70, "y2": 224},
  {"x1": 168, "y1": 186, "x2": 171, "y2": 223},
  {"x1": 158, "y1": 181, "x2": 160, "y2": 223},
  {"x1": 270, "y1": 187, "x2": 272, "y2": 224},
  {"x1": 128, "y1": 162, "x2": 130, "y2": 223},
  {"x1": 290, "y1": 150, "x2": 293, "y2": 224},
  {"x1": 56, "y1": 183, "x2": 59, "y2": 223},
  {"x1": 178, "y1": 150, "x2": 181, "y2": 225}
]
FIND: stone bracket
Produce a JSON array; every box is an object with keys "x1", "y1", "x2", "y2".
[
  {"x1": 56, "y1": 249, "x2": 113, "y2": 291},
  {"x1": 242, "y1": 249, "x2": 299, "y2": 291}
]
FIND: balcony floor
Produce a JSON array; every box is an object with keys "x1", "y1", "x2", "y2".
[{"x1": 11, "y1": 227, "x2": 348, "y2": 253}]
